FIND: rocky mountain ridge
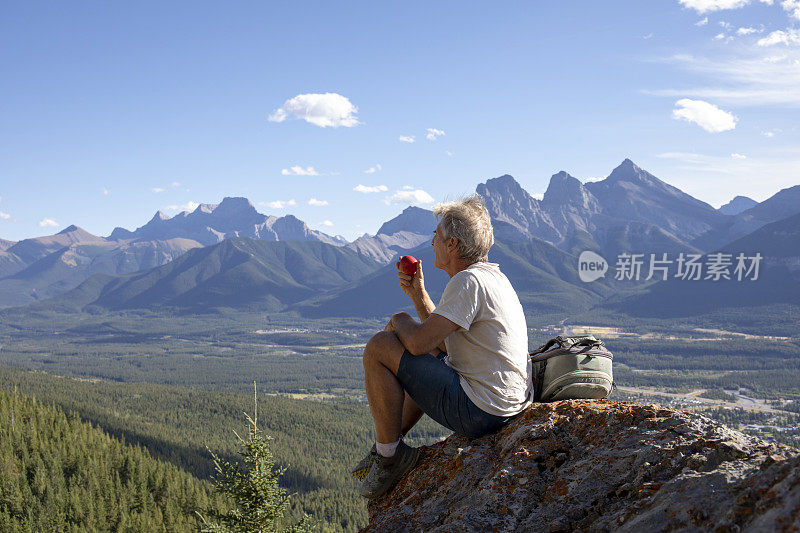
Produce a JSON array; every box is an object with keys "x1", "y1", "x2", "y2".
[
  {"x1": 364, "y1": 400, "x2": 800, "y2": 532},
  {"x1": 2, "y1": 160, "x2": 799, "y2": 315},
  {"x1": 477, "y1": 159, "x2": 726, "y2": 259},
  {"x1": 108, "y1": 196, "x2": 345, "y2": 246}
]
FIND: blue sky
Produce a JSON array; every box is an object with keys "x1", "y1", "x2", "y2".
[{"x1": 1, "y1": 0, "x2": 798, "y2": 241}]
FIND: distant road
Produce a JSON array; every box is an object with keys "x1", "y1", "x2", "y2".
[{"x1": 617, "y1": 386, "x2": 783, "y2": 414}]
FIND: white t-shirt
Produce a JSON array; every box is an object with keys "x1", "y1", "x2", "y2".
[{"x1": 432, "y1": 261, "x2": 532, "y2": 417}]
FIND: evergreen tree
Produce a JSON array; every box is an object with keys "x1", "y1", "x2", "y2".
[{"x1": 199, "y1": 384, "x2": 313, "y2": 533}]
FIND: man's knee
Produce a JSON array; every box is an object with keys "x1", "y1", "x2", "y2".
[{"x1": 363, "y1": 330, "x2": 399, "y2": 363}]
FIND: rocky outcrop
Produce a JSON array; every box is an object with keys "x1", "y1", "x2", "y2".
[{"x1": 363, "y1": 401, "x2": 800, "y2": 532}]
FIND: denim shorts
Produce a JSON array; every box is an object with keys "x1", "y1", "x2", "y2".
[{"x1": 396, "y1": 350, "x2": 515, "y2": 439}]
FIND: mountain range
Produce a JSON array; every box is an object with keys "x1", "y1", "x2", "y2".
[
  {"x1": 108, "y1": 196, "x2": 347, "y2": 246},
  {"x1": 43, "y1": 239, "x2": 381, "y2": 313},
  {"x1": 2, "y1": 158, "x2": 799, "y2": 320}
]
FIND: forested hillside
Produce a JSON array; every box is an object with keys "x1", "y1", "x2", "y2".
[
  {"x1": 0, "y1": 366, "x2": 451, "y2": 531},
  {"x1": 0, "y1": 388, "x2": 225, "y2": 531}
]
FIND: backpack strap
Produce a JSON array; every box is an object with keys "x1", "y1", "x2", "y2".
[
  {"x1": 557, "y1": 335, "x2": 604, "y2": 349},
  {"x1": 530, "y1": 335, "x2": 604, "y2": 356},
  {"x1": 530, "y1": 338, "x2": 560, "y2": 356}
]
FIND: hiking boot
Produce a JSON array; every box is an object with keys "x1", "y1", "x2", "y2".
[
  {"x1": 350, "y1": 443, "x2": 377, "y2": 481},
  {"x1": 358, "y1": 441, "x2": 420, "y2": 499}
]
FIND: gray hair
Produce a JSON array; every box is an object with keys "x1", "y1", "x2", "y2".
[{"x1": 433, "y1": 195, "x2": 494, "y2": 264}]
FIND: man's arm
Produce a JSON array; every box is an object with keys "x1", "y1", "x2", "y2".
[
  {"x1": 391, "y1": 311, "x2": 459, "y2": 356},
  {"x1": 396, "y1": 260, "x2": 447, "y2": 351},
  {"x1": 412, "y1": 290, "x2": 437, "y2": 323}
]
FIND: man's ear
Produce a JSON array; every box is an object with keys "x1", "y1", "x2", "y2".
[{"x1": 447, "y1": 237, "x2": 458, "y2": 251}]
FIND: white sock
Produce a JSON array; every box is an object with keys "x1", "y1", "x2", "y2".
[{"x1": 376, "y1": 438, "x2": 401, "y2": 457}]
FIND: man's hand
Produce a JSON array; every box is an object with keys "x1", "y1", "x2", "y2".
[
  {"x1": 391, "y1": 311, "x2": 458, "y2": 356},
  {"x1": 396, "y1": 259, "x2": 425, "y2": 301}
]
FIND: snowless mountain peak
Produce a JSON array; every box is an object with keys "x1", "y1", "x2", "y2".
[
  {"x1": 57, "y1": 225, "x2": 80, "y2": 234},
  {"x1": 377, "y1": 206, "x2": 435, "y2": 236},
  {"x1": 542, "y1": 171, "x2": 584, "y2": 203},
  {"x1": 213, "y1": 197, "x2": 256, "y2": 215},
  {"x1": 481, "y1": 174, "x2": 528, "y2": 195},
  {"x1": 718, "y1": 195, "x2": 757, "y2": 215},
  {"x1": 194, "y1": 203, "x2": 216, "y2": 214},
  {"x1": 605, "y1": 158, "x2": 649, "y2": 182}
]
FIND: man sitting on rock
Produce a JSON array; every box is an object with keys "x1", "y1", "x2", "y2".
[{"x1": 354, "y1": 194, "x2": 533, "y2": 499}]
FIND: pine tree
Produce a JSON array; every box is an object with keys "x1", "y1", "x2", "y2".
[{"x1": 198, "y1": 384, "x2": 313, "y2": 533}]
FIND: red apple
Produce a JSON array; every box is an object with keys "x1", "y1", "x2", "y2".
[{"x1": 398, "y1": 255, "x2": 419, "y2": 275}]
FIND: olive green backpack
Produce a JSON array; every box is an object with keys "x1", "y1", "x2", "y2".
[{"x1": 529, "y1": 335, "x2": 614, "y2": 402}]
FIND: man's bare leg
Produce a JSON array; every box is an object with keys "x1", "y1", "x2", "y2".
[
  {"x1": 363, "y1": 331, "x2": 407, "y2": 445},
  {"x1": 401, "y1": 392, "x2": 424, "y2": 436}
]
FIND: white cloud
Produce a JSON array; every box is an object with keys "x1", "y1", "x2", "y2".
[
  {"x1": 757, "y1": 29, "x2": 800, "y2": 46},
  {"x1": 172, "y1": 181, "x2": 181, "y2": 187},
  {"x1": 398, "y1": 135, "x2": 415, "y2": 143},
  {"x1": 401, "y1": 185, "x2": 415, "y2": 190},
  {"x1": 308, "y1": 198, "x2": 329, "y2": 206},
  {"x1": 679, "y1": 0, "x2": 750, "y2": 13},
  {"x1": 672, "y1": 99, "x2": 738, "y2": 132},
  {"x1": 719, "y1": 20, "x2": 732, "y2": 29},
  {"x1": 38, "y1": 218, "x2": 59, "y2": 228},
  {"x1": 320, "y1": 220, "x2": 334, "y2": 227},
  {"x1": 281, "y1": 166, "x2": 320, "y2": 176},
  {"x1": 696, "y1": 17, "x2": 709, "y2": 25},
  {"x1": 385, "y1": 189, "x2": 435, "y2": 206},
  {"x1": 645, "y1": 50, "x2": 800, "y2": 106},
  {"x1": 782, "y1": 0, "x2": 800, "y2": 19},
  {"x1": 0, "y1": 212, "x2": 10, "y2": 220},
  {"x1": 164, "y1": 201, "x2": 200, "y2": 212},
  {"x1": 101, "y1": 187, "x2": 110, "y2": 196},
  {"x1": 152, "y1": 187, "x2": 166, "y2": 193},
  {"x1": 731, "y1": 152, "x2": 747, "y2": 158},
  {"x1": 714, "y1": 33, "x2": 729, "y2": 41},
  {"x1": 762, "y1": 129, "x2": 778, "y2": 136},
  {"x1": 425, "y1": 128, "x2": 445, "y2": 141},
  {"x1": 445, "y1": 150, "x2": 454, "y2": 157},
  {"x1": 268, "y1": 93, "x2": 359, "y2": 128},
  {"x1": 263, "y1": 199, "x2": 296, "y2": 209},
  {"x1": 736, "y1": 27, "x2": 761, "y2": 35},
  {"x1": 364, "y1": 164, "x2": 382, "y2": 174},
  {"x1": 643, "y1": 33, "x2": 654, "y2": 40},
  {"x1": 583, "y1": 176, "x2": 605, "y2": 183},
  {"x1": 353, "y1": 184, "x2": 388, "y2": 194}
]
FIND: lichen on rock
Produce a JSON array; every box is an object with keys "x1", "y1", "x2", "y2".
[{"x1": 362, "y1": 400, "x2": 800, "y2": 532}]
